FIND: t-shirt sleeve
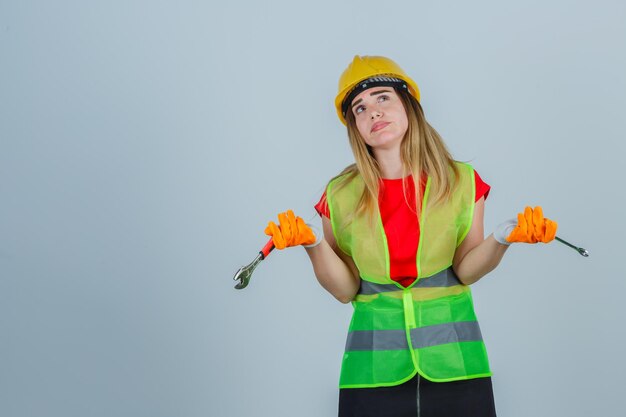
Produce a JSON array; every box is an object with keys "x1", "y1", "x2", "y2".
[
  {"x1": 474, "y1": 169, "x2": 491, "y2": 202},
  {"x1": 314, "y1": 191, "x2": 330, "y2": 218}
]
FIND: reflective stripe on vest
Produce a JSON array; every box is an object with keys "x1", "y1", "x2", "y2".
[
  {"x1": 346, "y1": 321, "x2": 484, "y2": 351},
  {"x1": 357, "y1": 267, "x2": 462, "y2": 295},
  {"x1": 327, "y1": 162, "x2": 492, "y2": 388}
]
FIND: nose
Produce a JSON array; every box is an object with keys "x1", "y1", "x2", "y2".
[{"x1": 370, "y1": 108, "x2": 382, "y2": 119}]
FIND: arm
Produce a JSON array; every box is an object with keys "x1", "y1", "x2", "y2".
[
  {"x1": 304, "y1": 216, "x2": 360, "y2": 303},
  {"x1": 452, "y1": 196, "x2": 509, "y2": 285}
]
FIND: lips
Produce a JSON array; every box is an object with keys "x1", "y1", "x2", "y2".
[{"x1": 371, "y1": 121, "x2": 390, "y2": 133}]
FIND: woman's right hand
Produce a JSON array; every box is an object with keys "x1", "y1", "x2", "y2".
[{"x1": 264, "y1": 209, "x2": 320, "y2": 249}]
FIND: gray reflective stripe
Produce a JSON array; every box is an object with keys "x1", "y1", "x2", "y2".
[
  {"x1": 358, "y1": 267, "x2": 461, "y2": 295},
  {"x1": 345, "y1": 329, "x2": 408, "y2": 351},
  {"x1": 410, "y1": 321, "x2": 483, "y2": 349},
  {"x1": 358, "y1": 281, "x2": 400, "y2": 295},
  {"x1": 345, "y1": 321, "x2": 483, "y2": 351},
  {"x1": 415, "y1": 268, "x2": 461, "y2": 288}
]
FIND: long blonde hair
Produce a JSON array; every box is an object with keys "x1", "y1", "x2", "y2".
[{"x1": 326, "y1": 89, "x2": 461, "y2": 230}]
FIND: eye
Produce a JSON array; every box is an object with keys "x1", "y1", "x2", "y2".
[
  {"x1": 354, "y1": 105, "x2": 365, "y2": 115},
  {"x1": 377, "y1": 95, "x2": 390, "y2": 103}
]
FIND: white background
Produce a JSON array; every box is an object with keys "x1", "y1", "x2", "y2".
[{"x1": 1, "y1": 1, "x2": 625, "y2": 416}]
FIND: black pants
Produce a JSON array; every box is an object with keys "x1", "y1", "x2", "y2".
[{"x1": 338, "y1": 374, "x2": 497, "y2": 417}]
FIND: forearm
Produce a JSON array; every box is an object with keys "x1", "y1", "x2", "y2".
[
  {"x1": 304, "y1": 240, "x2": 360, "y2": 303},
  {"x1": 454, "y1": 234, "x2": 509, "y2": 285}
]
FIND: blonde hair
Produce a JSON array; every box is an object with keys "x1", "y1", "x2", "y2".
[{"x1": 326, "y1": 90, "x2": 461, "y2": 230}]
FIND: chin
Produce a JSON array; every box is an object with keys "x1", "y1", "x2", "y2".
[{"x1": 369, "y1": 132, "x2": 402, "y2": 146}]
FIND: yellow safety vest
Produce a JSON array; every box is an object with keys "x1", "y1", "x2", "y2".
[{"x1": 326, "y1": 161, "x2": 491, "y2": 388}]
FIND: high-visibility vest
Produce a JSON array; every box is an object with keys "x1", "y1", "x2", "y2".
[{"x1": 326, "y1": 161, "x2": 491, "y2": 388}]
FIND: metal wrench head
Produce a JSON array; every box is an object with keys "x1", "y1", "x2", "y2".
[
  {"x1": 233, "y1": 265, "x2": 253, "y2": 289},
  {"x1": 233, "y1": 253, "x2": 263, "y2": 289}
]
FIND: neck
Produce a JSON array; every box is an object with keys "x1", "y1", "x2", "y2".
[{"x1": 372, "y1": 146, "x2": 403, "y2": 179}]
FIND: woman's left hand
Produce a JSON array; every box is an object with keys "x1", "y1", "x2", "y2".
[{"x1": 505, "y1": 206, "x2": 558, "y2": 244}]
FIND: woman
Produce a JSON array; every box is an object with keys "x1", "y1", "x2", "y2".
[{"x1": 264, "y1": 55, "x2": 558, "y2": 417}]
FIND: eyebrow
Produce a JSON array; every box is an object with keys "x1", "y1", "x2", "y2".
[{"x1": 351, "y1": 89, "x2": 393, "y2": 109}]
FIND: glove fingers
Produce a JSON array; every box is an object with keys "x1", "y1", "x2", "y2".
[
  {"x1": 533, "y1": 206, "x2": 544, "y2": 226},
  {"x1": 286, "y1": 210, "x2": 299, "y2": 246},
  {"x1": 543, "y1": 219, "x2": 558, "y2": 243},
  {"x1": 270, "y1": 210, "x2": 320, "y2": 248},
  {"x1": 265, "y1": 221, "x2": 286, "y2": 249},
  {"x1": 518, "y1": 211, "x2": 528, "y2": 237},
  {"x1": 504, "y1": 206, "x2": 558, "y2": 244},
  {"x1": 524, "y1": 206, "x2": 536, "y2": 243},
  {"x1": 278, "y1": 211, "x2": 294, "y2": 246},
  {"x1": 532, "y1": 206, "x2": 546, "y2": 242},
  {"x1": 296, "y1": 217, "x2": 316, "y2": 245}
]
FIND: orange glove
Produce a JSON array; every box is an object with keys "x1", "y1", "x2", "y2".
[
  {"x1": 264, "y1": 209, "x2": 317, "y2": 249},
  {"x1": 506, "y1": 206, "x2": 558, "y2": 244}
]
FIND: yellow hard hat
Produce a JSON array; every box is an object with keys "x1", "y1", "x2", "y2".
[{"x1": 335, "y1": 55, "x2": 421, "y2": 125}]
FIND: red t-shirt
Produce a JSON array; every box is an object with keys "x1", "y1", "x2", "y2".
[{"x1": 314, "y1": 170, "x2": 491, "y2": 288}]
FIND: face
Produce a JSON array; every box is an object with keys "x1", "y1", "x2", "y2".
[{"x1": 350, "y1": 87, "x2": 409, "y2": 150}]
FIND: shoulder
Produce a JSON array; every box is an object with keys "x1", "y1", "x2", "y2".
[
  {"x1": 315, "y1": 170, "x2": 361, "y2": 219},
  {"x1": 452, "y1": 160, "x2": 474, "y2": 174},
  {"x1": 451, "y1": 161, "x2": 491, "y2": 201},
  {"x1": 326, "y1": 171, "x2": 363, "y2": 200},
  {"x1": 473, "y1": 169, "x2": 491, "y2": 201},
  {"x1": 326, "y1": 164, "x2": 360, "y2": 189},
  {"x1": 328, "y1": 171, "x2": 360, "y2": 189},
  {"x1": 314, "y1": 191, "x2": 329, "y2": 218}
]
